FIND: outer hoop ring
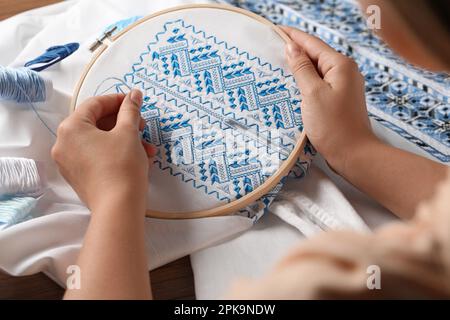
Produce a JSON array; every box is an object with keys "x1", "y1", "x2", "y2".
[{"x1": 71, "y1": 3, "x2": 307, "y2": 219}]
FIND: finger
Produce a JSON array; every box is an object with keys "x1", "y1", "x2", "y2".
[
  {"x1": 281, "y1": 26, "x2": 348, "y2": 76},
  {"x1": 142, "y1": 140, "x2": 158, "y2": 158},
  {"x1": 139, "y1": 117, "x2": 146, "y2": 132},
  {"x1": 281, "y1": 26, "x2": 334, "y2": 60},
  {"x1": 75, "y1": 94, "x2": 125, "y2": 125},
  {"x1": 285, "y1": 40, "x2": 323, "y2": 93},
  {"x1": 116, "y1": 89, "x2": 143, "y2": 129}
]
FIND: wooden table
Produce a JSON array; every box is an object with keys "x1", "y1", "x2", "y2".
[
  {"x1": 0, "y1": 0, "x2": 196, "y2": 300},
  {"x1": 0, "y1": 0, "x2": 62, "y2": 20},
  {"x1": 0, "y1": 256, "x2": 195, "y2": 300}
]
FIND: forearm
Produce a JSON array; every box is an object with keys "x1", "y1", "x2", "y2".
[
  {"x1": 64, "y1": 192, "x2": 151, "y2": 300},
  {"x1": 331, "y1": 138, "x2": 447, "y2": 219}
]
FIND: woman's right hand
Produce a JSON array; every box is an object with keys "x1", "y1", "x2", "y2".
[
  {"x1": 282, "y1": 26, "x2": 448, "y2": 219},
  {"x1": 282, "y1": 26, "x2": 380, "y2": 172}
]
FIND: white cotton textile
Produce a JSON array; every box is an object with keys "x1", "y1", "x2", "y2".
[
  {"x1": 0, "y1": 0, "x2": 370, "y2": 291},
  {"x1": 0, "y1": 0, "x2": 256, "y2": 287}
]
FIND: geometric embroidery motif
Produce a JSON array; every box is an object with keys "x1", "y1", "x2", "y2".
[
  {"x1": 96, "y1": 19, "x2": 306, "y2": 218},
  {"x1": 223, "y1": 0, "x2": 450, "y2": 162}
]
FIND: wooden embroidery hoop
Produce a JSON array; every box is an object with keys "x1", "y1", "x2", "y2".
[{"x1": 71, "y1": 3, "x2": 307, "y2": 219}]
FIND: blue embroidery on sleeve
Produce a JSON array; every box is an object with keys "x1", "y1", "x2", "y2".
[{"x1": 222, "y1": 0, "x2": 450, "y2": 162}]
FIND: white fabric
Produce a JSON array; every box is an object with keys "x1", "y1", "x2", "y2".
[
  {"x1": 192, "y1": 212, "x2": 305, "y2": 299},
  {"x1": 0, "y1": 0, "x2": 257, "y2": 287},
  {"x1": 191, "y1": 119, "x2": 431, "y2": 299},
  {"x1": 191, "y1": 161, "x2": 392, "y2": 299},
  {"x1": 0, "y1": 0, "x2": 377, "y2": 294},
  {"x1": 270, "y1": 165, "x2": 369, "y2": 236}
]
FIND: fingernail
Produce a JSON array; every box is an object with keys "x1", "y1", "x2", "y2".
[
  {"x1": 286, "y1": 41, "x2": 302, "y2": 59},
  {"x1": 130, "y1": 89, "x2": 143, "y2": 106}
]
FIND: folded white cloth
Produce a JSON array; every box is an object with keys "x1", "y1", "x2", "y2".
[
  {"x1": 269, "y1": 164, "x2": 369, "y2": 236},
  {"x1": 191, "y1": 162, "x2": 380, "y2": 299},
  {"x1": 191, "y1": 212, "x2": 305, "y2": 299},
  {"x1": 191, "y1": 128, "x2": 432, "y2": 299}
]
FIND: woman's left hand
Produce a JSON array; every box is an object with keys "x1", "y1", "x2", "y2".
[{"x1": 51, "y1": 90, "x2": 157, "y2": 214}]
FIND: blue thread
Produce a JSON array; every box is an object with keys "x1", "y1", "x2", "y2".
[
  {"x1": 123, "y1": 19, "x2": 299, "y2": 190},
  {"x1": 0, "y1": 66, "x2": 48, "y2": 103},
  {"x1": 209, "y1": 159, "x2": 220, "y2": 184},
  {"x1": 0, "y1": 66, "x2": 56, "y2": 136},
  {"x1": 91, "y1": 17, "x2": 310, "y2": 220},
  {"x1": 152, "y1": 51, "x2": 160, "y2": 60},
  {"x1": 104, "y1": 16, "x2": 143, "y2": 34},
  {"x1": 171, "y1": 53, "x2": 181, "y2": 77},
  {"x1": 194, "y1": 73, "x2": 202, "y2": 92},
  {"x1": 24, "y1": 43, "x2": 79, "y2": 72},
  {"x1": 203, "y1": 70, "x2": 214, "y2": 94},
  {"x1": 0, "y1": 196, "x2": 37, "y2": 230},
  {"x1": 168, "y1": 34, "x2": 186, "y2": 43},
  {"x1": 237, "y1": 87, "x2": 248, "y2": 111}
]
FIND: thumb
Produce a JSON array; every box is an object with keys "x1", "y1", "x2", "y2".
[
  {"x1": 285, "y1": 41, "x2": 323, "y2": 93},
  {"x1": 117, "y1": 89, "x2": 143, "y2": 129}
]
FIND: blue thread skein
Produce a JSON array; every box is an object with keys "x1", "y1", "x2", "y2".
[{"x1": 0, "y1": 66, "x2": 53, "y2": 103}]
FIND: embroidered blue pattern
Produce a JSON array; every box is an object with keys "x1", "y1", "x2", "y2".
[
  {"x1": 96, "y1": 19, "x2": 310, "y2": 219},
  {"x1": 221, "y1": 0, "x2": 450, "y2": 162},
  {"x1": 92, "y1": 0, "x2": 449, "y2": 220}
]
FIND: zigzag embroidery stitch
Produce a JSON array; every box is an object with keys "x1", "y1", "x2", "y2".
[{"x1": 95, "y1": 19, "x2": 306, "y2": 214}]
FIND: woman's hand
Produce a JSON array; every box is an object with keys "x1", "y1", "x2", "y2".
[
  {"x1": 52, "y1": 90, "x2": 157, "y2": 213},
  {"x1": 282, "y1": 26, "x2": 378, "y2": 172},
  {"x1": 57, "y1": 90, "x2": 155, "y2": 299},
  {"x1": 282, "y1": 26, "x2": 447, "y2": 219}
]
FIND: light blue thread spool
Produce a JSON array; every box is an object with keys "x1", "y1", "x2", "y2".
[
  {"x1": 0, "y1": 66, "x2": 56, "y2": 136},
  {"x1": 0, "y1": 66, "x2": 52, "y2": 103}
]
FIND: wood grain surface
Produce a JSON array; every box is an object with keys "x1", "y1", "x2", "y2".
[
  {"x1": 0, "y1": 0, "x2": 196, "y2": 300},
  {"x1": 0, "y1": 0, "x2": 62, "y2": 20},
  {"x1": 0, "y1": 256, "x2": 195, "y2": 300}
]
